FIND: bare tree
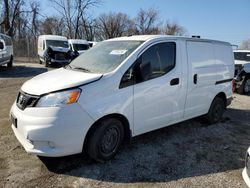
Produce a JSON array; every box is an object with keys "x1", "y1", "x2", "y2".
[
  {"x1": 79, "y1": 16, "x2": 96, "y2": 40},
  {"x1": 29, "y1": 1, "x2": 40, "y2": 37},
  {"x1": 1, "y1": 0, "x2": 23, "y2": 37},
  {"x1": 240, "y1": 39, "x2": 250, "y2": 50},
  {"x1": 134, "y1": 8, "x2": 161, "y2": 35},
  {"x1": 95, "y1": 12, "x2": 132, "y2": 40},
  {"x1": 162, "y1": 21, "x2": 186, "y2": 36},
  {"x1": 41, "y1": 16, "x2": 65, "y2": 35},
  {"x1": 50, "y1": 0, "x2": 101, "y2": 39}
]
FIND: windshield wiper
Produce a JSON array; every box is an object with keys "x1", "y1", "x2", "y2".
[{"x1": 72, "y1": 66, "x2": 92, "y2": 73}]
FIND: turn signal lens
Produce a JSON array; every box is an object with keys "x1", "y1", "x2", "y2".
[{"x1": 66, "y1": 90, "x2": 81, "y2": 104}]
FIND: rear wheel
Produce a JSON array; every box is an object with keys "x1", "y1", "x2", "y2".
[
  {"x1": 7, "y1": 56, "x2": 13, "y2": 67},
  {"x1": 205, "y1": 97, "x2": 225, "y2": 124},
  {"x1": 237, "y1": 77, "x2": 250, "y2": 94},
  {"x1": 86, "y1": 118, "x2": 124, "y2": 162}
]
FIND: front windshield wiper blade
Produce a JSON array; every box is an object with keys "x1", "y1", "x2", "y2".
[{"x1": 72, "y1": 66, "x2": 92, "y2": 73}]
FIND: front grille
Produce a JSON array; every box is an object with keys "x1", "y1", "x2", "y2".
[
  {"x1": 55, "y1": 53, "x2": 68, "y2": 60},
  {"x1": 16, "y1": 92, "x2": 39, "y2": 110},
  {"x1": 246, "y1": 152, "x2": 250, "y2": 177}
]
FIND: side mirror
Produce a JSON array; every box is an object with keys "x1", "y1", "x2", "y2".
[
  {"x1": 0, "y1": 40, "x2": 5, "y2": 50},
  {"x1": 138, "y1": 61, "x2": 152, "y2": 81}
]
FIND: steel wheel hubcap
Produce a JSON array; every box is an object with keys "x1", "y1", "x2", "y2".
[{"x1": 100, "y1": 127, "x2": 120, "y2": 154}]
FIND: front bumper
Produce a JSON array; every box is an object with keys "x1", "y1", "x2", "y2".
[
  {"x1": 49, "y1": 58, "x2": 70, "y2": 65},
  {"x1": 10, "y1": 102, "x2": 94, "y2": 157}
]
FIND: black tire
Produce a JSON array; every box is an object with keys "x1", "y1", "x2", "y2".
[
  {"x1": 205, "y1": 97, "x2": 225, "y2": 124},
  {"x1": 237, "y1": 77, "x2": 250, "y2": 94},
  {"x1": 45, "y1": 61, "x2": 49, "y2": 67},
  {"x1": 7, "y1": 56, "x2": 13, "y2": 67},
  {"x1": 87, "y1": 118, "x2": 124, "y2": 162}
]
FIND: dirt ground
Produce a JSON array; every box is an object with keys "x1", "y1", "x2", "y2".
[{"x1": 0, "y1": 62, "x2": 250, "y2": 188}]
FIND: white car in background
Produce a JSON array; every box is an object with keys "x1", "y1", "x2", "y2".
[
  {"x1": 0, "y1": 33, "x2": 13, "y2": 67},
  {"x1": 37, "y1": 35, "x2": 71, "y2": 67},
  {"x1": 234, "y1": 50, "x2": 250, "y2": 94},
  {"x1": 243, "y1": 147, "x2": 250, "y2": 187},
  {"x1": 68, "y1": 39, "x2": 90, "y2": 54}
]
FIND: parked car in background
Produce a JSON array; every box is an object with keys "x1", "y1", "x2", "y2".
[
  {"x1": 0, "y1": 33, "x2": 13, "y2": 67},
  {"x1": 38, "y1": 35, "x2": 71, "y2": 67},
  {"x1": 243, "y1": 147, "x2": 250, "y2": 187},
  {"x1": 234, "y1": 50, "x2": 250, "y2": 94},
  {"x1": 10, "y1": 35, "x2": 234, "y2": 162},
  {"x1": 88, "y1": 41, "x2": 97, "y2": 48},
  {"x1": 68, "y1": 39, "x2": 90, "y2": 54}
]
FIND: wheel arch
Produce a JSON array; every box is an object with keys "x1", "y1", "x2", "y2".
[
  {"x1": 82, "y1": 113, "x2": 132, "y2": 152},
  {"x1": 214, "y1": 92, "x2": 227, "y2": 109}
]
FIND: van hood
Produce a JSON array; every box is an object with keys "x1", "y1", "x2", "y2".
[
  {"x1": 21, "y1": 68, "x2": 102, "y2": 95},
  {"x1": 49, "y1": 46, "x2": 70, "y2": 53}
]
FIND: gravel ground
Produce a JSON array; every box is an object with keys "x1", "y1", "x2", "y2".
[{"x1": 0, "y1": 62, "x2": 249, "y2": 188}]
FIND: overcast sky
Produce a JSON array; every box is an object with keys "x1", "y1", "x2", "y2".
[{"x1": 41, "y1": 0, "x2": 250, "y2": 45}]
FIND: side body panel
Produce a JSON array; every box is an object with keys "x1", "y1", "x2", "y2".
[{"x1": 184, "y1": 41, "x2": 233, "y2": 120}]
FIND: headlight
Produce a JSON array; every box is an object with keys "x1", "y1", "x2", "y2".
[{"x1": 36, "y1": 88, "x2": 81, "y2": 107}]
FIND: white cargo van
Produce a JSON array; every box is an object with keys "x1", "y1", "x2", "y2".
[
  {"x1": 37, "y1": 35, "x2": 70, "y2": 67},
  {"x1": 0, "y1": 33, "x2": 13, "y2": 67},
  {"x1": 68, "y1": 39, "x2": 90, "y2": 54},
  {"x1": 10, "y1": 35, "x2": 234, "y2": 162}
]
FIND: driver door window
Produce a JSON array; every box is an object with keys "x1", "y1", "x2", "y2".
[{"x1": 120, "y1": 42, "x2": 176, "y2": 88}]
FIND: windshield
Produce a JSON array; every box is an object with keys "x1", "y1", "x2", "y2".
[
  {"x1": 46, "y1": 40, "x2": 69, "y2": 48},
  {"x1": 73, "y1": 43, "x2": 89, "y2": 51},
  {"x1": 234, "y1": 52, "x2": 250, "y2": 61},
  {"x1": 69, "y1": 40, "x2": 143, "y2": 74}
]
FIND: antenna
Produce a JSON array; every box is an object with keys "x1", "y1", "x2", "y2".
[{"x1": 192, "y1": 36, "x2": 201, "y2": 39}]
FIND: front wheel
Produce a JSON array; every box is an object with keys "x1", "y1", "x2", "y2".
[
  {"x1": 7, "y1": 56, "x2": 13, "y2": 67},
  {"x1": 205, "y1": 97, "x2": 225, "y2": 124},
  {"x1": 86, "y1": 118, "x2": 124, "y2": 162}
]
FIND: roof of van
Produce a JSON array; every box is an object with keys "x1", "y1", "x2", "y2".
[
  {"x1": 108, "y1": 35, "x2": 231, "y2": 45},
  {"x1": 38, "y1": 35, "x2": 67, "y2": 41},
  {"x1": 68, "y1": 39, "x2": 89, "y2": 44}
]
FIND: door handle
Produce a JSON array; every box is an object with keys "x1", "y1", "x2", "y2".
[
  {"x1": 170, "y1": 78, "x2": 179, "y2": 86},
  {"x1": 193, "y1": 74, "x2": 197, "y2": 84}
]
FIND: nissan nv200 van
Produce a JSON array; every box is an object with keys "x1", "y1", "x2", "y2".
[
  {"x1": 10, "y1": 35, "x2": 234, "y2": 162},
  {"x1": 0, "y1": 33, "x2": 13, "y2": 67}
]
